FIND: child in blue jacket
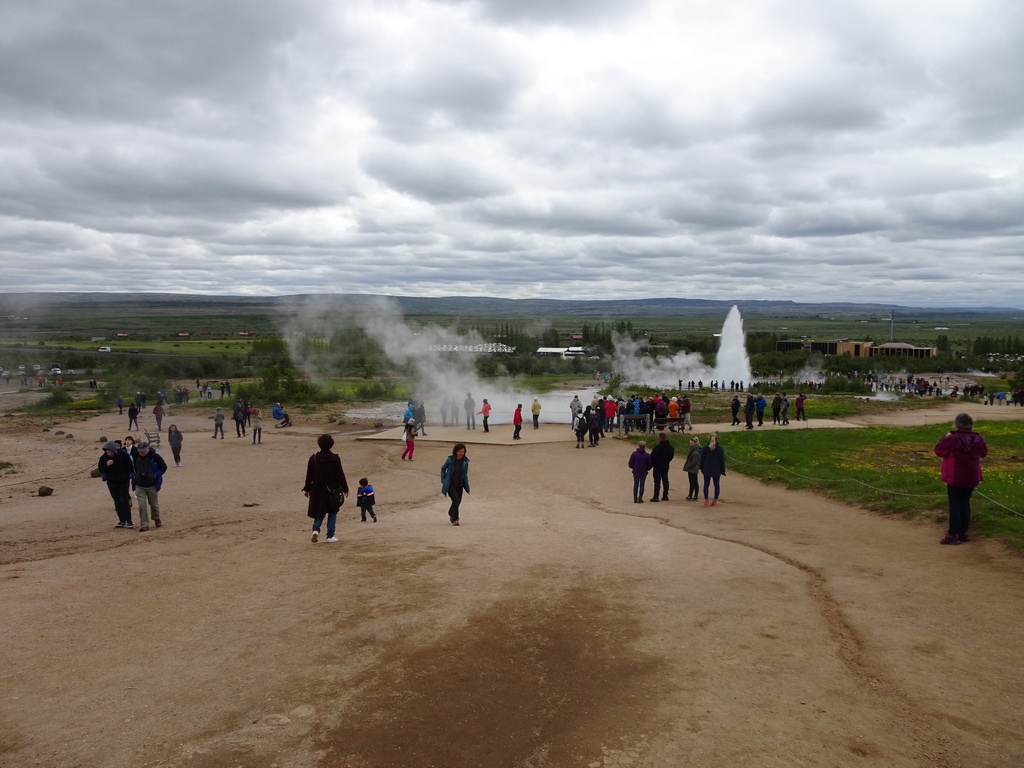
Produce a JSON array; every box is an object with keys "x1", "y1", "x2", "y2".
[{"x1": 357, "y1": 478, "x2": 377, "y2": 522}]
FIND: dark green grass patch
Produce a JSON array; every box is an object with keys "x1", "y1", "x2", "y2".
[
  {"x1": 652, "y1": 421, "x2": 1024, "y2": 549},
  {"x1": 715, "y1": 421, "x2": 1024, "y2": 548}
]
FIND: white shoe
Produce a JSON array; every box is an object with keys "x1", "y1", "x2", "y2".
[{"x1": 326, "y1": 536, "x2": 339, "y2": 543}]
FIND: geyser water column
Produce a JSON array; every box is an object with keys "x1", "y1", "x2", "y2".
[{"x1": 714, "y1": 305, "x2": 752, "y2": 386}]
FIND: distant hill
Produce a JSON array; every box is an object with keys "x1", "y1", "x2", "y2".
[{"x1": 0, "y1": 292, "x2": 1019, "y2": 319}]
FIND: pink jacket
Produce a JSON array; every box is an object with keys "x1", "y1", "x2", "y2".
[{"x1": 934, "y1": 429, "x2": 988, "y2": 488}]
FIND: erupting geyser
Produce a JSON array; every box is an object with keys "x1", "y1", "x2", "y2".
[{"x1": 713, "y1": 305, "x2": 752, "y2": 386}]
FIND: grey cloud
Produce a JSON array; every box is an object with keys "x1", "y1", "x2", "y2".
[
  {"x1": 1, "y1": 0, "x2": 1023, "y2": 308},
  {"x1": 458, "y1": 0, "x2": 638, "y2": 27},
  {"x1": 360, "y1": 143, "x2": 510, "y2": 203},
  {"x1": 0, "y1": 0, "x2": 316, "y2": 124}
]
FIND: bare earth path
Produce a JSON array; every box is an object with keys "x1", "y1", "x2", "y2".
[{"x1": 1, "y1": 400, "x2": 1023, "y2": 767}]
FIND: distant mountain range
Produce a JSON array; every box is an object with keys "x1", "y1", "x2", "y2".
[{"x1": 1, "y1": 292, "x2": 1019, "y2": 319}]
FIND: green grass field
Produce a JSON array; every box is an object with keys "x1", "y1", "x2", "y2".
[{"x1": 674, "y1": 421, "x2": 1024, "y2": 548}]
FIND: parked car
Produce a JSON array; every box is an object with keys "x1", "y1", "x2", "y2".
[
  {"x1": 97, "y1": 346, "x2": 111, "y2": 352},
  {"x1": 50, "y1": 368, "x2": 62, "y2": 375},
  {"x1": 32, "y1": 364, "x2": 42, "y2": 371},
  {"x1": 65, "y1": 369, "x2": 77, "y2": 375}
]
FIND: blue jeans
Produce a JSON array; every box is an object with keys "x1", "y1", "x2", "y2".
[
  {"x1": 702, "y1": 474, "x2": 721, "y2": 500},
  {"x1": 652, "y1": 467, "x2": 669, "y2": 499},
  {"x1": 312, "y1": 512, "x2": 338, "y2": 538},
  {"x1": 632, "y1": 474, "x2": 646, "y2": 500}
]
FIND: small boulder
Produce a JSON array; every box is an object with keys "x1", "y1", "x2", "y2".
[
  {"x1": 38, "y1": 486, "x2": 54, "y2": 497},
  {"x1": 65, "y1": 433, "x2": 74, "y2": 439}
]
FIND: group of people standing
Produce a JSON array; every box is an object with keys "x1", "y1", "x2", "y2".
[
  {"x1": 731, "y1": 392, "x2": 807, "y2": 429},
  {"x1": 628, "y1": 432, "x2": 726, "y2": 506}
]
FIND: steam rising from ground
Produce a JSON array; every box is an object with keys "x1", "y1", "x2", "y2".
[
  {"x1": 286, "y1": 299, "x2": 754, "y2": 424},
  {"x1": 286, "y1": 297, "x2": 596, "y2": 425}
]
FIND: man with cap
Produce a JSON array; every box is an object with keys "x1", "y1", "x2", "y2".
[
  {"x1": 131, "y1": 441, "x2": 167, "y2": 532},
  {"x1": 98, "y1": 440, "x2": 135, "y2": 528}
]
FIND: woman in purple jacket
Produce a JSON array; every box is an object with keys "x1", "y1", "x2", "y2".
[
  {"x1": 934, "y1": 413, "x2": 988, "y2": 545},
  {"x1": 628, "y1": 441, "x2": 653, "y2": 504}
]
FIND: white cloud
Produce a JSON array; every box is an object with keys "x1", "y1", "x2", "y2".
[{"x1": 0, "y1": 0, "x2": 1022, "y2": 308}]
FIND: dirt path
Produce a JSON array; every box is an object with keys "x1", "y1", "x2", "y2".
[{"x1": 1, "y1": 402, "x2": 1022, "y2": 767}]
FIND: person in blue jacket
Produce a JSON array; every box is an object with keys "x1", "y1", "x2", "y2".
[
  {"x1": 131, "y1": 441, "x2": 167, "y2": 532},
  {"x1": 440, "y1": 444, "x2": 470, "y2": 526},
  {"x1": 272, "y1": 402, "x2": 292, "y2": 427}
]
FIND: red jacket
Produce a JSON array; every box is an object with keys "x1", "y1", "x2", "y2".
[
  {"x1": 934, "y1": 429, "x2": 987, "y2": 488},
  {"x1": 513, "y1": 408, "x2": 523, "y2": 425}
]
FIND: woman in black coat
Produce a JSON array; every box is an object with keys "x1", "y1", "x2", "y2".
[
  {"x1": 303, "y1": 433, "x2": 349, "y2": 543},
  {"x1": 699, "y1": 433, "x2": 726, "y2": 506}
]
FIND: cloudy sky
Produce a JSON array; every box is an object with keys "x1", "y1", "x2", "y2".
[{"x1": 2, "y1": 0, "x2": 1022, "y2": 308}]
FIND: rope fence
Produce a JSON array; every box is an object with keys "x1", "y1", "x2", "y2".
[{"x1": 727, "y1": 453, "x2": 1024, "y2": 519}]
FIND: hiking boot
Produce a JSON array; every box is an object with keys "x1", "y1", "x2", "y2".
[
  {"x1": 958, "y1": 533, "x2": 971, "y2": 542},
  {"x1": 939, "y1": 534, "x2": 960, "y2": 545},
  {"x1": 154, "y1": 518, "x2": 162, "y2": 528},
  {"x1": 649, "y1": 498, "x2": 660, "y2": 502}
]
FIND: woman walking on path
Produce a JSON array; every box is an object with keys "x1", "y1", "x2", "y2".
[
  {"x1": 934, "y1": 413, "x2": 988, "y2": 545},
  {"x1": 628, "y1": 441, "x2": 653, "y2": 504},
  {"x1": 477, "y1": 399, "x2": 491, "y2": 433},
  {"x1": 303, "y1": 433, "x2": 349, "y2": 543},
  {"x1": 167, "y1": 424, "x2": 184, "y2": 466},
  {"x1": 700, "y1": 433, "x2": 726, "y2": 506},
  {"x1": 401, "y1": 421, "x2": 417, "y2": 460},
  {"x1": 251, "y1": 408, "x2": 263, "y2": 445},
  {"x1": 683, "y1": 436, "x2": 702, "y2": 501},
  {"x1": 440, "y1": 444, "x2": 470, "y2": 526}
]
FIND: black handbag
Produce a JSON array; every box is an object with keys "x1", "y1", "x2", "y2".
[{"x1": 327, "y1": 486, "x2": 344, "y2": 512}]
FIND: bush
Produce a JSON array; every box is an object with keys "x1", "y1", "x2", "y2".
[{"x1": 29, "y1": 388, "x2": 74, "y2": 411}]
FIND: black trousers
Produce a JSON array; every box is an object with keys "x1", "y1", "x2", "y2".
[
  {"x1": 947, "y1": 485, "x2": 974, "y2": 536},
  {"x1": 688, "y1": 472, "x2": 699, "y2": 498},
  {"x1": 448, "y1": 486, "x2": 464, "y2": 522},
  {"x1": 107, "y1": 481, "x2": 132, "y2": 523}
]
